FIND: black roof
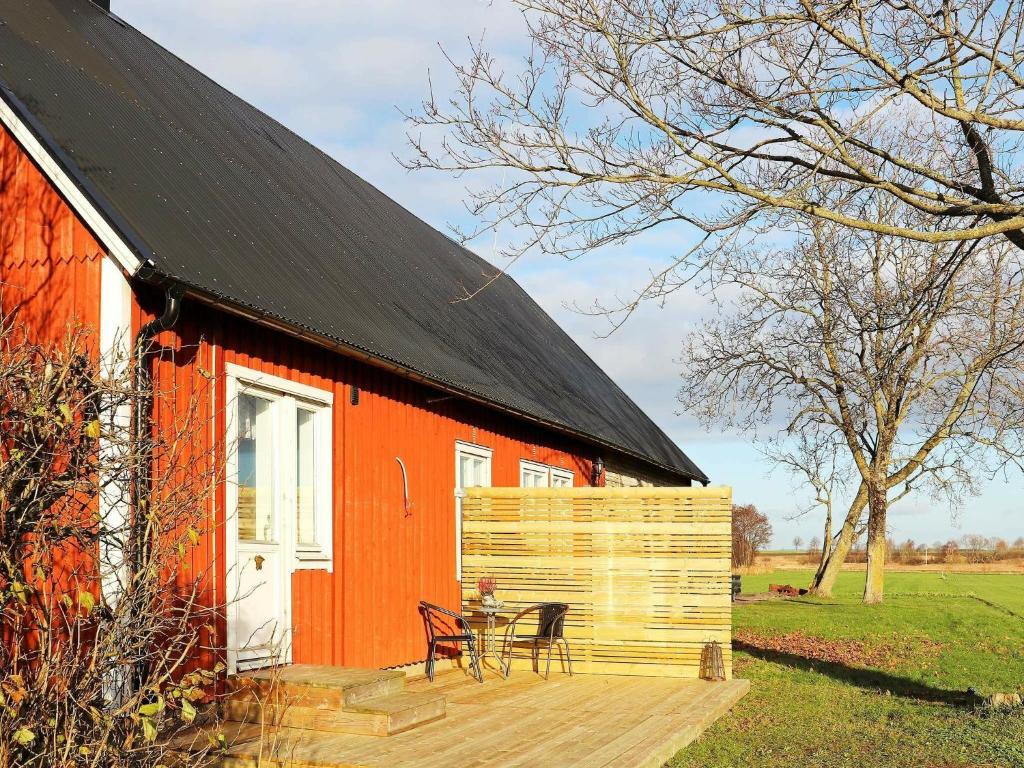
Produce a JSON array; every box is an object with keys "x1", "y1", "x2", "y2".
[{"x1": 0, "y1": 0, "x2": 707, "y2": 483}]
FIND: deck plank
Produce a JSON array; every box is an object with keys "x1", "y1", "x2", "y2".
[{"x1": 204, "y1": 669, "x2": 748, "y2": 767}]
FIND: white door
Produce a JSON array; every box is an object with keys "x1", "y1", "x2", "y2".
[
  {"x1": 232, "y1": 390, "x2": 290, "y2": 672},
  {"x1": 225, "y1": 365, "x2": 334, "y2": 674}
]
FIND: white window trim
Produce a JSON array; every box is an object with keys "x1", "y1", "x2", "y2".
[
  {"x1": 455, "y1": 441, "x2": 492, "y2": 581},
  {"x1": 519, "y1": 459, "x2": 575, "y2": 488},
  {"x1": 226, "y1": 363, "x2": 334, "y2": 571},
  {"x1": 551, "y1": 467, "x2": 575, "y2": 487},
  {"x1": 519, "y1": 459, "x2": 550, "y2": 487}
]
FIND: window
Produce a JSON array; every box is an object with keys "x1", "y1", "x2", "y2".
[
  {"x1": 228, "y1": 364, "x2": 333, "y2": 569},
  {"x1": 455, "y1": 441, "x2": 492, "y2": 580},
  {"x1": 550, "y1": 468, "x2": 574, "y2": 488},
  {"x1": 519, "y1": 459, "x2": 574, "y2": 489},
  {"x1": 520, "y1": 460, "x2": 549, "y2": 488}
]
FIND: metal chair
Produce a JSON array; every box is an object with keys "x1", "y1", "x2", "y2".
[
  {"x1": 500, "y1": 602, "x2": 573, "y2": 679},
  {"x1": 418, "y1": 601, "x2": 484, "y2": 683}
]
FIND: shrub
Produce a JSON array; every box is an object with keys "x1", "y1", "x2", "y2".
[{"x1": 0, "y1": 317, "x2": 222, "y2": 767}]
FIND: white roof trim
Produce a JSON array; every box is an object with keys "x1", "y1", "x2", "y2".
[{"x1": 0, "y1": 94, "x2": 143, "y2": 276}]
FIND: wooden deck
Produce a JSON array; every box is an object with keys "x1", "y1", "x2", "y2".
[{"x1": 207, "y1": 668, "x2": 749, "y2": 767}]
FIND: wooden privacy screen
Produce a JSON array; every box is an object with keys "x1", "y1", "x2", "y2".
[{"x1": 461, "y1": 486, "x2": 733, "y2": 678}]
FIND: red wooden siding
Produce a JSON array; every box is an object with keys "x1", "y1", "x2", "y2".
[
  {"x1": 139, "y1": 298, "x2": 597, "y2": 670},
  {"x1": 1, "y1": 119, "x2": 679, "y2": 672},
  {"x1": 0, "y1": 125, "x2": 102, "y2": 335},
  {"x1": 0, "y1": 124, "x2": 106, "y2": 666}
]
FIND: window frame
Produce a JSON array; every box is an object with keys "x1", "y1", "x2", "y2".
[
  {"x1": 519, "y1": 459, "x2": 575, "y2": 489},
  {"x1": 519, "y1": 459, "x2": 551, "y2": 488},
  {"x1": 226, "y1": 363, "x2": 334, "y2": 571},
  {"x1": 550, "y1": 467, "x2": 575, "y2": 488},
  {"x1": 455, "y1": 441, "x2": 493, "y2": 581},
  {"x1": 293, "y1": 403, "x2": 322, "y2": 552}
]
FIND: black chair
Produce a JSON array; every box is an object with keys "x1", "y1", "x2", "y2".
[
  {"x1": 500, "y1": 603, "x2": 573, "y2": 679},
  {"x1": 419, "y1": 601, "x2": 484, "y2": 683}
]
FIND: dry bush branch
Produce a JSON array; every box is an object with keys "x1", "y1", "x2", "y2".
[{"x1": 0, "y1": 310, "x2": 224, "y2": 768}]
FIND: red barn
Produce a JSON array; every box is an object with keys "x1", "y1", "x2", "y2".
[{"x1": 0, "y1": 0, "x2": 707, "y2": 674}]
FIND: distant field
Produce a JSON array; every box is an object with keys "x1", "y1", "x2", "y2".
[
  {"x1": 748, "y1": 555, "x2": 1024, "y2": 574},
  {"x1": 671, "y1": 571, "x2": 1024, "y2": 768}
]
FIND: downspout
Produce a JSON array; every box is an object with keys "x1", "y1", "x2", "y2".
[
  {"x1": 130, "y1": 282, "x2": 184, "y2": 566},
  {"x1": 128, "y1": 281, "x2": 183, "y2": 694}
]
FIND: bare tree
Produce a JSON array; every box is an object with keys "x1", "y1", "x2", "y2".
[
  {"x1": 762, "y1": 428, "x2": 848, "y2": 585},
  {"x1": 404, "y1": 0, "x2": 1024, "y2": 604},
  {"x1": 406, "y1": 0, "x2": 1024, "y2": 275},
  {"x1": 808, "y1": 536, "x2": 822, "y2": 562},
  {"x1": 680, "y1": 215, "x2": 1024, "y2": 602},
  {"x1": 732, "y1": 503, "x2": 773, "y2": 568},
  {"x1": 0, "y1": 313, "x2": 224, "y2": 767}
]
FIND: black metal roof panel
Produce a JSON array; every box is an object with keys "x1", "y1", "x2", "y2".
[{"x1": 0, "y1": 0, "x2": 707, "y2": 482}]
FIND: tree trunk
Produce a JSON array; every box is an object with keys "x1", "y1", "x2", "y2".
[
  {"x1": 810, "y1": 483, "x2": 867, "y2": 597},
  {"x1": 863, "y1": 484, "x2": 887, "y2": 604},
  {"x1": 819, "y1": 508, "x2": 833, "y2": 567}
]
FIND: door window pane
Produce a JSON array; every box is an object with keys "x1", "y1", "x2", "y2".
[
  {"x1": 238, "y1": 393, "x2": 274, "y2": 543},
  {"x1": 296, "y1": 408, "x2": 317, "y2": 546}
]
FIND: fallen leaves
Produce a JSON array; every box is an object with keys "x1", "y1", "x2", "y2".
[{"x1": 735, "y1": 629, "x2": 945, "y2": 671}]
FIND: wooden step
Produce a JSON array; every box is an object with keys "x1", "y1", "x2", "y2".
[
  {"x1": 228, "y1": 665, "x2": 406, "y2": 707},
  {"x1": 228, "y1": 690, "x2": 447, "y2": 737},
  {"x1": 225, "y1": 664, "x2": 446, "y2": 737},
  {"x1": 344, "y1": 691, "x2": 448, "y2": 735}
]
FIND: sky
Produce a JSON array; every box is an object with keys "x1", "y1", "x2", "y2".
[{"x1": 115, "y1": 0, "x2": 1022, "y2": 549}]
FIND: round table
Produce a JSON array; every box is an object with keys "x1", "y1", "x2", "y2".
[{"x1": 475, "y1": 603, "x2": 509, "y2": 677}]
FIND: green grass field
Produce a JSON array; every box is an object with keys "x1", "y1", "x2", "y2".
[{"x1": 671, "y1": 571, "x2": 1024, "y2": 767}]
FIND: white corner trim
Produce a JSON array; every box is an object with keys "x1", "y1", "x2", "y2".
[
  {"x1": 0, "y1": 94, "x2": 143, "y2": 276},
  {"x1": 100, "y1": 256, "x2": 133, "y2": 364},
  {"x1": 98, "y1": 256, "x2": 133, "y2": 609}
]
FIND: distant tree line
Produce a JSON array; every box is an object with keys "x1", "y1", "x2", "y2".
[
  {"x1": 791, "y1": 533, "x2": 1024, "y2": 566},
  {"x1": 850, "y1": 535, "x2": 1024, "y2": 566}
]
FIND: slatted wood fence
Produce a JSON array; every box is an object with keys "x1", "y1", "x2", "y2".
[{"x1": 461, "y1": 486, "x2": 733, "y2": 678}]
